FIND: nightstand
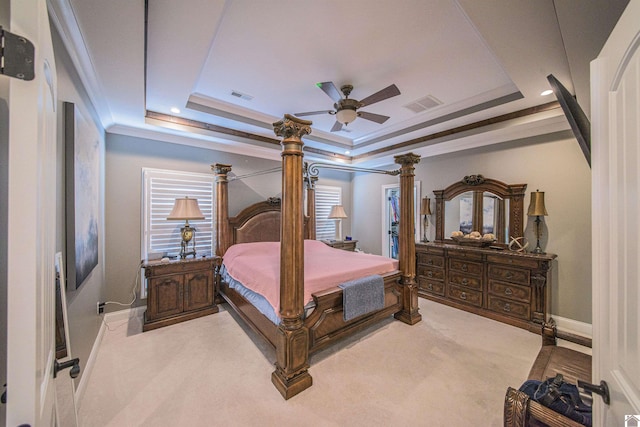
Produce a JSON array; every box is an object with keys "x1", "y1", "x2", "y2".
[
  {"x1": 143, "y1": 256, "x2": 219, "y2": 331},
  {"x1": 322, "y1": 240, "x2": 358, "y2": 251}
]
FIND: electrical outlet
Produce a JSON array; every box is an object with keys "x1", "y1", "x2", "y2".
[{"x1": 97, "y1": 302, "x2": 105, "y2": 315}]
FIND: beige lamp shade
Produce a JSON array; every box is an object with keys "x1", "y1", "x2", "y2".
[
  {"x1": 421, "y1": 197, "x2": 432, "y2": 215},
  {"x1": 328, "y1": 205, "x2": 348, "y2": 219},
  {"x1": 167, "y1": 196, "x2": 205, "y2": 220},
  {"x1": 527, "y1": 190, "x2": 548, "y2": 216}
]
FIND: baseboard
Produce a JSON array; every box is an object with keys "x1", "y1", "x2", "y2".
[
  {"x1": 74, "y1": 317, "x2": 106, "y2": 410},
  {"x1": 553, "y1": 315, "x2": 592, "y2": 348},
  {"x1": 74, "y1": 306, "x2": 146, "y2": 410},
  {"x1": 103, "y1": 305, "x2": 146, "y2": 324}
]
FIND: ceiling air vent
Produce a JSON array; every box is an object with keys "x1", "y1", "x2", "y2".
[
  {"x1": 230, "y1": 90, "x2": 253, "y2": 101},
  {"x1": 404, "y1": 95, "x2": 442, "y2": 113}
]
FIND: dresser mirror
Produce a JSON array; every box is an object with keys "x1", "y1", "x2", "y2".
[{"x1": 434, "y1": 175, "x2": 527, "y2": 245}]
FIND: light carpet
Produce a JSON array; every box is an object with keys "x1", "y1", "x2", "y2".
[{"x1": 78, "y1": 299, "x2": 541, "y2": 426}]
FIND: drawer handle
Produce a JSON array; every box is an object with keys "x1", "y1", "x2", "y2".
[
  {"x1": 461, "y1": 278, "x2": 469, "y2": 286},
  {"x1": 460, "y1": 292, "x2": 467, "y2": 300},
  {"x1": 427, "y1": 271, "x2": 433, "y2": 278},
  {"x1": 427, "y1": 284, "x2": 433, "y2": 290},
  {"x1": 461, "y1": 263, "x2": 468, "y2": 271},
  {"x1": 504, "y1": 303, "x2": 511, "y2": 312},
  {"x1": 506, "y1": 272, "x2": 514, "y2": 279},
  {"x1": 427, "y1": 260, "x2": 434, "y2": 265},
  {"x1": 504, "y1": 288, "x2": 513, "y2": 296}
]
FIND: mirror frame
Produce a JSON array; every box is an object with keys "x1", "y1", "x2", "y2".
[{"x1": 434, "y1": 175, "x2": 527, "y2": 245}]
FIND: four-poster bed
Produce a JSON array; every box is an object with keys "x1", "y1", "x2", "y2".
[{"x1": 212, "y1": 114, "x2": 421, "y2": 399}]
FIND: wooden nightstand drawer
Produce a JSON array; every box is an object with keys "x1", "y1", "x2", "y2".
[
  {"x1": 488, "y1": 265, "x2": 530, "y2": 286},
  {"x1": 448, "y1": 285, "x2": 482, "y2": 307},
  {"x1": 144, "y1": 258, "x2": 214, "y2": 277},
  {"x1": 488, "y1": 296, "x2": 530, "y2": 320}
]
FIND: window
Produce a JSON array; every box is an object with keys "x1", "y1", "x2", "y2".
[
  {"x1": 315, "y1": 185, "x2": 342, "y2": 241},
  {"x1": 141, "y1": 168, "x2": 214, "y2": 279}
]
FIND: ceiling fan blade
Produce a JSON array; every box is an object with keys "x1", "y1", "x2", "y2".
[
  {"x1": 358, "y1": 84, "x2": 401, "y2": 107},
  {"x1": 294, "y1": 110, "x2": 333, "y2": 117},
  {"x1": 330, "y1": 121, "x2": 343, "y2": 132},
  {"x1": 357, "y1": 111, "x2": 390, "y2": 124},
  {"x1": 317, "y1": 81, "x2": 343, "y2": 102}
]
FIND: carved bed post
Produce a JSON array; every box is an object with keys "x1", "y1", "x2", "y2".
[
  {"x1": 213, "y1": 163, "x2": 232, "y2": 257},
  {"x1": 271, "y1": 114, "x2": 313, "y2": 399},
  {"x1": 304, "y1": 175, "x2": 317, "y2": 240},
  {"x1": 394, "y1": 153, "x2": 422, "y2": 325}
]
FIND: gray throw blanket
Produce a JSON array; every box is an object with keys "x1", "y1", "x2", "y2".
[{"x1": 338, "y1": 274, "x2": 385, "y2": 321}]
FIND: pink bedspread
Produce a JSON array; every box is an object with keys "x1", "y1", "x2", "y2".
[{"x1": 222, "y1": 239, "x2": 399, "y2": 314}]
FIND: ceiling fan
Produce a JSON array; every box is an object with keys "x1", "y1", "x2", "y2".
[{"x1": 294, "y1": 82, "x2": 401, "y2": 132}]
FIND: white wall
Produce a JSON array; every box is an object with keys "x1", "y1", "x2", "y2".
[{"x1": 353, "y1": 131, "x2": 592, "y2": 323}]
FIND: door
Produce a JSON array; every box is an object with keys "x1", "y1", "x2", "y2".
[
  {"x1": 381, "y1": 182, "x2": 421, "y2": 259},
  {"x1": 591, "y1": 0, "x2": 640, "y2": 423},
  {"x1": 148, "y1": 276, "x2": 184, "y2": 320},
  {"x1": 383, "y1": 186, "x2": 400, "y2": 259},
  {"x1": 183, "y1": 271, "x2": 213, "y2": 312},
  {"x1": 2, "y1": 0, "x2": 58, "y2": 425}
]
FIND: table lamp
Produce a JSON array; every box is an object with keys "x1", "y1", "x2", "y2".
[
  {"x1": 421, "y1": 197, "x2": 432, "y2": 242},
  {"x1": 167, "y1": 196, "x2": 205, "y2": 258},
  {"x1": 328, "y1": 205, "x2": 347, "y2": 241},
  {"x1": 527, "y1": 190, "x2": 548, "y2": 254}
]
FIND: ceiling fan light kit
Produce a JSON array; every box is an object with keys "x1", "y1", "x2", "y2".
[
  {"x1": 336, "y1": 107, "x2": 357, "y2": 125},
  {"x1": 295, "y1": 81, "x2": 401, "y2": 132}
]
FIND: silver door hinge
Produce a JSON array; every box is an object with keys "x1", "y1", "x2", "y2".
[{"x1": 0, "y1": 26, "x2": 35, "y2": 81}]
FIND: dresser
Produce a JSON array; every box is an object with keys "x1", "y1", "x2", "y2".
[
  {"x1": 322, "y1": 240, "x2": 358, "y2": 251},
  {"x1": 143, "y1": 256, "x2": 220, "y2": 331},
  {"x1": 416, "y1": 242, "x2": 556, "y2": 332}
]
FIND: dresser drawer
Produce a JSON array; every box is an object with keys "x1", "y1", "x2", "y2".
[
  {"x1": 446, "y1": 249, "x2": 483, "y2": 261},
  {"x1": 449, "y1": 259, "x2": 483, "y2": 275},
  {"x1": 417, "y1": 265, "x2": 445, "y2": 281},
  {"x1": 488, "y1": 296, "x2": 530, "y2": 320},
  {"x1": 486, "y1": 254, "x2": 540, "y2": 269},
  {"x1": 448, "y1": 272, "x2": 482, "y2": 290},
  {"x1": 448, "y1": 285, "x2": 482, "y2": 307},
  {"x1": 487, "y1": 265, "x2": 530, "y2": 286},
  {"x1": 418, "y1": 278, "x2": 445, "y2": 296},
  {"x1": 417, "y1": 253, "x2": 445, "y2": 268},
  {"x1": 489, "y1": 280, "x2": 531, "y2": 303}
]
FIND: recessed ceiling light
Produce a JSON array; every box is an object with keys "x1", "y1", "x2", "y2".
[
  {"x1": 345, "y1": 150, "x2": 350, "y2": 155},
  {"x1": 540, "y1": 89, "x2": 553, "y2": 96},
  {"x1": 170, "y1": 107, "x2": 181, "y2": 114}
]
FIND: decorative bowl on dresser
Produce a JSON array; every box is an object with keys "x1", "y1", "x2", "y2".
[{"x1": 142, "y1": 256, "x2": 220, "y2": 331}]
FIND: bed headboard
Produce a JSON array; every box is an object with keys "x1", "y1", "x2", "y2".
[{"x1": 228, "y1": 197, "x2": 310, "y2": 244}]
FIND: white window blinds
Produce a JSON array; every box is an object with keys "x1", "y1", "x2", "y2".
[
  {"x1": 315, "y1": 185, "x2": 342, "y2": 241},
  {"x1": 142, "y1": 168, "x2": 214, "y2": 261}
]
